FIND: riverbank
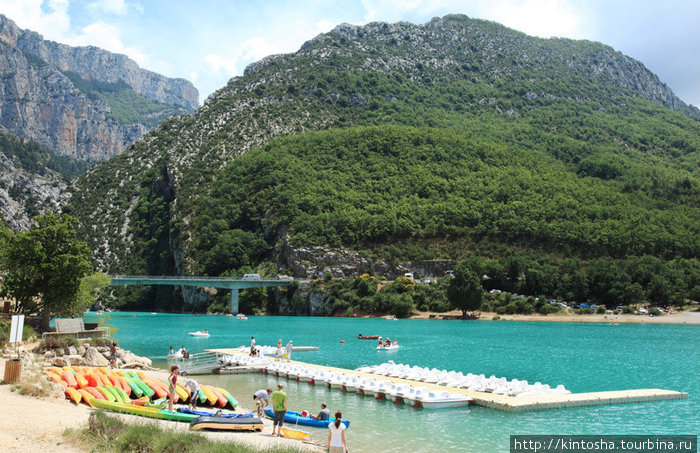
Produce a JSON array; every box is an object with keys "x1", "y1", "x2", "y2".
[
  {"x1": 0, "y1": 358, "x2": 322, "y2": 453},
  {"x1": 409, "y1": 308, "x2": 700, "y2": 324}
]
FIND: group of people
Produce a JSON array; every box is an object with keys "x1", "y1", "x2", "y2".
[
  {"x1": 255, "y1": 384, "x2": 348, "y2": 452},
  {"x1": 378, "y1": 336, "x2": 398, "y2": 347},
  {"x1": 275, "y1": 339, "x2": 294, "y2": 362},
  {"x1": 168, "y1": 345, "x2": 190, "y2": 358}
]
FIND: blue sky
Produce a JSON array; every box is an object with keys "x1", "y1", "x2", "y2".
[{"x1": 1, "y1": 0, "x2": 699, "y2": 107}]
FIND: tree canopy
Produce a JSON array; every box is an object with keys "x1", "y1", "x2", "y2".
[{"x1": 1, "y1": 213, "x2": 93, "y2": 331}]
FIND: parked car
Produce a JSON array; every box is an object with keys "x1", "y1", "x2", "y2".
[{"x1": 636, "y1": 307, "x2": 648, "y2": 314}]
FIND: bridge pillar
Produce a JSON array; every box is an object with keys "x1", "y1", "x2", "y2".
[{"x1": 229, "y1": 289, "x2": 239, "y2": 315}]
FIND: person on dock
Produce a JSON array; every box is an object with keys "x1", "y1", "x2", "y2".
[
  {"x1": 270, "y1": 383, "x2": 288, "y2": 437},
  {"x1": 109, "y1": 341, "x2": 118, "y2": 368},
  {"x1": 284, "y1": 340, "x2": 293, "y2": 362},
  {"x1": 184, "y1": 378, "x2": 200, "y2": 410},
  {"x1": 253, "y1": 387, "x2": 272, "y2": 418},
  {"x1": 312, "y1": 403, "x2": 330, "y2": 421},
  {"x1": 251, "y1": 336, "x2": 256, "y2": 348},
  {"x1": 275, "y1": 339, "x2": 283, "y2": 361},
  {"x1": 168, "y1": 365, "x2": 179, "y2": 412},
  {"x1": 327, "y1": 411, "x2": 348, "y2": 453}
]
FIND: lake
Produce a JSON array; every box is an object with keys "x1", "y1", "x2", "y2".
[{"x1": 88, "y1": 312, "x2": 700, "y2": 452}]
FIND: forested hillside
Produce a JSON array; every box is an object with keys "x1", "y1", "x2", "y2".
[{"x1": 66, "y1": 15, "x2": 700, "y2": 311}]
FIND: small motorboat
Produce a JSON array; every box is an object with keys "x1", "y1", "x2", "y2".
[
  {"x1": 189, "y1": 415, "x2": 264, "y2": 431},
  {"x1": 357, "y1": 335, "x2": 381, "y2": 340},
  {"x1": 188, "y1": 330, "x2": 210, "y2": 337},
  {"x1": 236, "y1": 313, "x2": 248, "y2": 320},
  {"x1": 377, "y1": 344, "x2": 399, "y2": 351}
]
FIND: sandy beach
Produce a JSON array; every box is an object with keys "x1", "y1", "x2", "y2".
[
  {"x1": 0, "y1": 363, "x2": 322, "y2": 453},
  {"x1": 411, "y1": 309, "x2": 700, "y2": 324}
]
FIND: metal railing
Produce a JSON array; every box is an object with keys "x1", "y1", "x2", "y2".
[{"x1": 166, "y1": 351, "x2": 222, "y2": 375}]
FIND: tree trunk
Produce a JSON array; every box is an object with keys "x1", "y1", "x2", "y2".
[{"x1": 41, "y1": 304, "x2": 51, "y2": 333}]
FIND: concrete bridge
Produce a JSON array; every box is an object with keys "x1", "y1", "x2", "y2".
[{"x1": 109, "y1": 275, "x2": 293, "y2": 314}]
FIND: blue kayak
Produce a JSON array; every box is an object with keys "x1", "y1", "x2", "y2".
[
  {"x1": 178, "y1": 408, "x2": 254, "y2": 418},
  {"x1": 264, "y1": 408, "x2": 350, "y2": 428}
]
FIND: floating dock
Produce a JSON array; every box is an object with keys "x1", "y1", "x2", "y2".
[{"x1": 207, "y1": 349, "x2": 688, "y2": 412}]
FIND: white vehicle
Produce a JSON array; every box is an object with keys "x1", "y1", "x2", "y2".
[
  {"x1": 242, "y1": 273, "x2": 261, "y2": 280},
  {"x1": 404, "y1": 272, "x2": 414, "y2": 280}
]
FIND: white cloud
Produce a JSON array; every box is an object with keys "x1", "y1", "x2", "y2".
[
  {"x1": 0, "y1": 0, "x2": 71, "y2": 41},
  {"x1": 315, "y1": 19, "x2": 336, "y2": 34},
  {"x1": 67, "y1": 21, "x2": 150, "y2": 66},
  {"x1": 204, "y1": 36, "x2": 280, "y2": 77},
  {"x1": 88, "y1": 0, "x2": 128, "y2": 15}
]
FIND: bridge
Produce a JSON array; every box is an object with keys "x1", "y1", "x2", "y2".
[{"x1": 109, "y1": 275, "x2": 293, "y2": 314}]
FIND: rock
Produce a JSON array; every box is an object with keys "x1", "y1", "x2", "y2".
[
  {"x1": 96, "y1": 346, "x2": 109, "y2": 353},
  {"x1": 51, "y1": 357, "x2": 70, "y2": 367},
  {"x1": 55, "y1": 348, "x2": 64, "y2": 357},
  {"x1": 65, "y1": 354, "x2": 84, "y2": 366},
  {"x1": 121, "y1": 351, "x2": 152, "y2": 367},
  {"x1": 84, "y1": 346, "x2": 109, "y2": 367},
  {"x1": 77, "y1": 345, "x2": 86, "y2": 356},
  {"x1": 67, "y1": 346, "x2": 78, "y2": 356},
  {"x1": 43, "y1": 350, "x2": 55, "y2": 359}
]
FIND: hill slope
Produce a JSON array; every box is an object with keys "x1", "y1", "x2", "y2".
[{"x1": 67, "y1": 15, "x2": 700, "y2": 301}]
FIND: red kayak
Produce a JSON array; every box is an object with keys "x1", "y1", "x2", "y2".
[{"x1": 357, "y1": 335, "x2": 381, "y2": 340}]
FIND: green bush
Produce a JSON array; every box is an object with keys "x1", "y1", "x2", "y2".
[
  {"x1": 648, "y1": 307, "x2": 662, "y2": 316},
  {"x1": 622, "y1": 305, "x2": 636, "y2": 314},
  {"x1": 596, "y1": 305, "x2": 607, "y2": 314},
  {"x1": 390, "y1": 293, "x2": 415, "y2": 318},
  {"x1": 537, "y1": 304, "x2": 561, "y2": 315},
  {"x1": 576, "y1": 308, "x2": 594, "y2": 315}
]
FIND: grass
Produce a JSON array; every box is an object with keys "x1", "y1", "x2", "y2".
[{"x1": 68, "y1": 411, "x2": 309, "y2": 453}]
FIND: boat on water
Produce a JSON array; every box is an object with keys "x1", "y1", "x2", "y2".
[
  {"x1": 377, "y1": 344, "x2": 400, "y2": 351},
  {"x1": 189, "y1": 415, "x2": 264, "y2": 431},
  {"x1": 263, "y1": 408, "x2": 350, "y2": 428},
  {"x1": 188, "y1": 330, "x2": 210, "y2": 337},
  {"x1": 358, "y1": 334, "x2": 381, "y2": 340},
  {"x1": 411, "y1": 390, "x2": 472, "y2": 409},
  {"x1": 237, "y1": 313, "x2": 248, "y2": 320}
]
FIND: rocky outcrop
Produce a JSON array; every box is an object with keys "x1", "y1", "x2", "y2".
[
  {"x1": 0, "y1": 14, "x2": 198, "y2": 161},
  {"x1": 0, "y1": 148, "x2": 67, "y2": 230}
]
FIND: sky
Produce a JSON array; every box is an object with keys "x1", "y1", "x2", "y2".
[{"x1": 0, "y1": 0, "x2": 698, "y2": 108}]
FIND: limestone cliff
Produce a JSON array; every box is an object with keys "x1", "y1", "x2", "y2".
[{"x1": 0, "y1": 14, "x2": 198, "y2": 161}]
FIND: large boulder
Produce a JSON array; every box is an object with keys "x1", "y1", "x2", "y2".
[
  {"x1": 67, "y1": 346, "x2": 78, "y2": 356},
  {"x1": 43, "y1": 350, "x2": 55, "y2": 360},
  {"x1": 84, "y1": 346, "x2": 109, "y2": 367},
  {"x1": 77, "y1": 345, "x2": 86, "y2": 356},
  {"x1": 65, "y1": 354, "x2": 84, "y2": 366},
  {"x1": 121, "y1": 351, "x2": 152, "y2": 367}
]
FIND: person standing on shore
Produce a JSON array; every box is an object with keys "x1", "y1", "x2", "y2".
[
  {"x1": 270, "y1": 383, "x2": 288, "y2": 437},
  {"x1": 253, "y1": 387, "x2": 272, "y2": 418},
  {"x1": 168, "y1": 365, "x2": 179, "y2": 412},
  {"x1": 285, "y1": 340, "x2": 293, "y2": 362},
  {"x1": 109, "y1": 341, "x2": 118, "y2": 368},
  {"x1": 327, "y1": 411, "x2": 348, "y2": 453}
]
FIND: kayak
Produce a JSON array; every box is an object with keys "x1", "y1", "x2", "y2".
[
  {"x1": 263, "y1": 408, "x2": 350, "y2": 428},
  {"x1": 281, "y1": 427, "x2": 312, "y2": 440},
  {"x1": 92, "y1": 399, "x2": 198, "y2": 422},
  {"x1": 357, "y1": 335, "x2": 381, "y2": 340},
  {"x1": 178, "y1": 408, "x2": 253, "y2": 418},
  {"x1": 189, "y1": 415, "x2": 263, "y2": 432}
]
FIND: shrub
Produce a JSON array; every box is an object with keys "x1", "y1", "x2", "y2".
[
  {"x1": 390, "y1": 293, "x2": 414, "y2": 318},
  {"x1": 596, "y1": 305, "x2": 607, "y2": 314},
  {"x1": 576, "y1": 308, "x2": 594, "y2": 315},
  {"x1": 649, "y1": 307, "x2": 662, "y2": 316},
  {"x1": 622, "y1": 305, "x2": 635, "y2": 314},
  {"x1": 537, "y1": 304, "x2": 560, "y2": 315},
  {"x1": 492, "y1": 315, "x2": 501, "y2": 320}
]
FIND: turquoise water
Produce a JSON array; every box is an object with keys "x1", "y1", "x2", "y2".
[{"x1": 89, "y1": 313, "x2": 700, "y2": 452}]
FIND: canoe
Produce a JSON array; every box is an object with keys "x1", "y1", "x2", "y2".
[
  {"x1": 74, "y1": 372, "x2": 89, "y2": 388},
  {"x1": 44, "y1": 370, "x2": 63, "y2": 384},
  {"x1": 197, "y1": 389, "x2": 208, "y2": 404},
  {"x1": 91, "y1": 399, "x2": 198, "y2": 422},
  {"x1": 125, "y1": 378, "x2": 144, "y2": 398},
  {"x1": 189, "y1": 416, "x2": 263, "y2": 432},
  {"x1": 174, "y1": 384, "x2": 189, "y2": 402},
  {"x1": 217, "y1": 387, "x2": 238, "y2": 409},
  {"x1": 209, "y1": 386, "x2": 228, "y2": 408},
  {"x1": 178, "y1": 408, "x2": 253, "y2": 418},
  {"x1": 263, "y1": 408, "x2": 350, "y2": 428},
  {"x1": 357, "y1": 335, "x2": 381, "y2": 340},
  {"x1": 130, "y1": 396, "x2": 150, "y2": 406},
  {"x1": 134, "y1": 378, "x2": 154, "y2": 398},
  {"x1": 62, "y1": 371, "x2": 78, "y2": 388},
  {"x1": 65, "y1": 387, "x2": 82, "y2": 404}
]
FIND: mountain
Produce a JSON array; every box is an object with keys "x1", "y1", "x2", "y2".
[
  {"x1": 67, "y1": 15, "x2": 700, "y2": 308},
  {"x1": 0, "y1": 14, "x2": 198, "y2": 162}
]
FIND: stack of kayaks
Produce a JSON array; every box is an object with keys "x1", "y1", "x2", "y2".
[{"x1": 44, "y1": 366, "x2": 239, "y2": 422}]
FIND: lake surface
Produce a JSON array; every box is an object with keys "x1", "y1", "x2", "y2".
[{"x1": 88, "y1": 312, "x2": 700, "y2": 453}]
